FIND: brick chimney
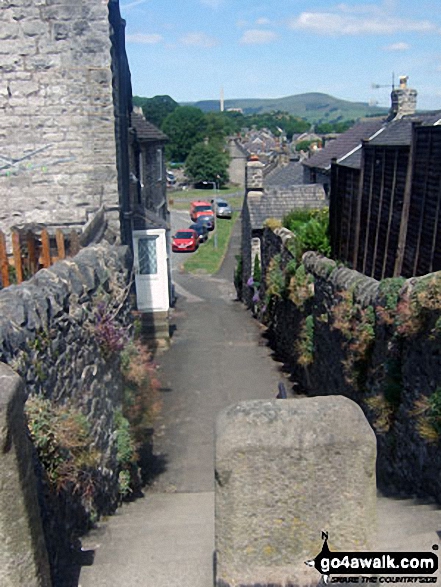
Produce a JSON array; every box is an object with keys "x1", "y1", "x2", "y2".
[{"x1": 388, "y1": 75, "x2": 417, "y2": 120}]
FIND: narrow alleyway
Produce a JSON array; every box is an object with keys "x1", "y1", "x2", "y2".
[
  {"x1": 79, "y1": 222, "x2": 290, "y2": 587},
  {"x1": 78, "y1": 222, "x2": 441, "y2": 587}
]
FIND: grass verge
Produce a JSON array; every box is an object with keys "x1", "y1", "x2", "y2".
[
  {"x1": 168, "y1": 186, "x2": 241, "y2": 210},
  {"x1": 183, "y1": 212, "x2": 238, "y2": 275}
]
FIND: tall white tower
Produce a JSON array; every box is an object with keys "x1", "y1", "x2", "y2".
[{"x1": 220, "y1": 87, "x2": 224, "y2": 112}]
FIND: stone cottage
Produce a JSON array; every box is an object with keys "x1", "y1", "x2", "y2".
[{"x1": 0, "y1": 0, "x2": 171, "y2": 332}]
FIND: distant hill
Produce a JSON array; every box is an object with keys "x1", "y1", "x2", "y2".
[{"x1": 185, "y1": 93, "x2": 388, "y2": 123}]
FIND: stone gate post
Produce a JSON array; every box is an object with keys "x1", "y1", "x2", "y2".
[
  {"x1": 215, "y1": 396, "x2": 376, "y2": 587},
  {"x1": 0, "y1": 363, "x2": 51, "y2": 587}
]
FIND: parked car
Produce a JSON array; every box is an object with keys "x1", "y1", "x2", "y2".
[
  {"x1": 189, "y1": 223, "x2": 208, "y2": 243},
  {"x1": 196, "y1": 215, "x2": 215, "y2": 231},
  {"x1": 212, "y1": 197, "x2": 232, "y2": 219},
  {"x1": 190, "y1": 200, "x2": 215, "y2": 222},
  {"x1": 172, "y1": 229, "x2": 199, "y2": 252}
]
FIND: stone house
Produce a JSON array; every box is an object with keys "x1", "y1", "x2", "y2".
[
  {"x1": 0, "y1": 0, "x2": 171, "y2": 332},
  {"x1": 302, "y1": 118, "x2": 386, "y2": 196}
]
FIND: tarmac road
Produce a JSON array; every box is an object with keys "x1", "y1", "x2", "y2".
[{"x1": 79, "y1": 220, "x2": 289, "y2": 587}]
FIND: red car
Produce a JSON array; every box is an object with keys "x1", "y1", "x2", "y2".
[
  {"x1": 190, "y1": 200, "x2": 215, "y2": 223},
  {"x1": 172, "y1": 229, "x2": 199, "y2": 252}
]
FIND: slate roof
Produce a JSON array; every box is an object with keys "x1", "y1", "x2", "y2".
[
  {"x1": 302, "y1": 118, "x2": 386, "y2": 171},
  {"x1": 248, "y1": 184, "x2": 327, "y2": 230},
  {"x1": 368, "y1": 111, "x2": 441, "y2": 146},
  {"x1": 264, "y1": 160, "x2": 304, "y2": 187},
  {"x1": 131, "y1": 111, "x2": 168, "y2": 142},
  {"x1": 337, "y1": 148, "x2": 362, "y2": 169}
]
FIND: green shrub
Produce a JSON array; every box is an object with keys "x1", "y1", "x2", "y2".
[
  {"x1": 25, "y1": 397, "x2": 100, "y2": 505},
  {"x1": 282, "y1": 208, "x2": 330, "y2": 260}
]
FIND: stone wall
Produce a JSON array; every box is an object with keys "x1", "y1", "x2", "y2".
[
  {"x1": 257, "y1": 227, "x2": 441, "y2": 503},
  {"x1": 0, "y1": 0, "x2": 120, "y2": 236},
  {"x1": 0, "y1": 242, "x2": 133, "y2": 583},
  {"x1": 0, "y1": 364, "x2": 51, "y2": 587}
]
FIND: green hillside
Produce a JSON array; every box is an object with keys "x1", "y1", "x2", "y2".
[{"x1": 187, "y1": 93, "x2": 388, "y2": 124}]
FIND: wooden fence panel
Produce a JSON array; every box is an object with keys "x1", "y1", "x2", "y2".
[
  {"x1": 40, "y1": 229, "x2": 51, "y2": 269},
  {"x1": 0, "y1": 231, "x2": 9, "y2": 288},
  {"x1": 11, "y1": 231, "x2": 23, "y2": 284}
]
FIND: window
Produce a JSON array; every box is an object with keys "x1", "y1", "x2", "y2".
[
  {"x1": 138, "y1": 236, "x2": 158, "y2": 275},
  {"x1": 157, "y1": 148, "x2": 163, "y2": 181}
]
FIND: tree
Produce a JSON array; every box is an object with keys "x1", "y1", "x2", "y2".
[
  {"x1": 133, "y1": 95, "x2": 178, "y2": 128},
  {"x1": 184, "y1": 143, "x2": 229, "y2": 187},
  {"x1": 161, "y1": 106, "x2": 207, "y2": 162}
]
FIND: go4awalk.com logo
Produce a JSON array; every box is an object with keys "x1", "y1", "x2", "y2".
[{"x1": 305, "y1": 532, "x2": 439, "y2": 584}]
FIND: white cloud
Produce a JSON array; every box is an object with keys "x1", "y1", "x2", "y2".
[
  {"x1": 289, "y1": 12, "x2": 438, "y2": 36},
  {"x1": 240, "y1": 29, "x2": 277, "y2": 45},
  {"x1": 126, "y1": 33, "x2": 163, "y2": 44},
  {"x1": 256, "y1": 17, "x2": 271, "y2": 25},
  {"x1": 384, "y1": 41, "x2": 410, "y2": 51},
  {"x1": 180, "y1": 32, "x2": 218, "y2": 48}
]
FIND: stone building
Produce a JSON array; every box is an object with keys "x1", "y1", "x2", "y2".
[
  {"x1": 0, "y1": 0, "x2": 171, "y2": 333},
  {"x1": 0, "y1": 0, "x2": 132, "y2": 244}
]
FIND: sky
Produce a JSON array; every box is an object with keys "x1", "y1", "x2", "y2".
[{"x1": 120, "y1": 0, "x2": 441, "y2": 111}]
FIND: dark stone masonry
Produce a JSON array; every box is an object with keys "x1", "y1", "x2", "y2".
[
  {"x1": 258, "y1": 227, "x2": 441, "y2": 504},
  {"x1": 0, "y1": 242, "x2": 133, "y2": 583}
]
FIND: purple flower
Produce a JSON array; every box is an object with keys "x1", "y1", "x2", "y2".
[
  {"x1": 246, "y1": 276, "x2": 254, "y2": 287},
  {"x1": 261, "y1": 304, "x2": 267, "y2": 314},
  {"x1": 252, "y1": 292, "x2": 260, "y2": 303}
]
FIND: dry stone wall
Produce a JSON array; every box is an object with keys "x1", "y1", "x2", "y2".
[
  {"x1": 258, "y1": 228, "x2": 441, "y2": 503},
  {"x1": 0, "y1": 0, "x2": 119, "y2": 234},
  {"x1": 0, "y1": 242, "x2": 133, "y2": 583}
]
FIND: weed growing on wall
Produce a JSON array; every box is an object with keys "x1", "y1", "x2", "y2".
[
  {"x1": 395, "y1": 274, "x2": 441, "y2": 338},
  {"x1": 331, "y1": 290, "x2": 376, "y2": 388},
  {"x1": 364, "y1": 394, "x2": 396, "y2": 433},
  {"x1": 120, "y1": 340, "x2": 162, "y2": 492},
  {"x1": 296, "y1": 314, "x2": 315, "y2": 367},
  {"x1": 25, "y1": 397, "x2": 100, "y2": 509},
  {"x1": 93, "y1": 300, "x2": 129, "y2": 358},
  {"x1": 412, "y1": 388, "x2": 441, "y2": 443},
  {"x1": 114, "y1": 410, "x2": 138, "y2": 497},
  {"x1": 287, "y1": 263, "x2": 314, "y2": 308},
  {"x1": 265, "y1": 254, "x2": 285, "y2": 300},
  {"x1": 376, "y1": 277, "x2": 405, "y2": 326}
]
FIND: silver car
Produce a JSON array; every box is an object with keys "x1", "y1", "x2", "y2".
[{"x1": 212, "y1": 198, "x2": 232, "y2": 219}]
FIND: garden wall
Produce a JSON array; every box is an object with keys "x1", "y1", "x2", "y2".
[
  {"x1": 0, "y1": 242, "x2": 133, "y2": 584},
  {"x1": 256, "y1": 227, "x2": 441, "y2": 503}
]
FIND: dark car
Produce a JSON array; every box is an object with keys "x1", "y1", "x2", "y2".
[
  {"x1": 189, "y1": 223, "x2": 208, "y2": 243},
  {"x1": 196, "y1": 215, "x2": 215, "y2": 231}
]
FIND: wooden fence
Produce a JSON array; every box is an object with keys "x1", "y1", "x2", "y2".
[
  {"x1": 330, "y1": 124, "x2": 441, "y2": 280},
  {"x1": 0, "y1": 228, "x2": 81, "y2": 288}
]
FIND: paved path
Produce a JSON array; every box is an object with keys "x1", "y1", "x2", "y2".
[
  {"x1": 78, "y1": 221, "x2": 441, "y2": 586},
  {"x1": 79, "y1": 221, "x2": 290, "y2": 587}
]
